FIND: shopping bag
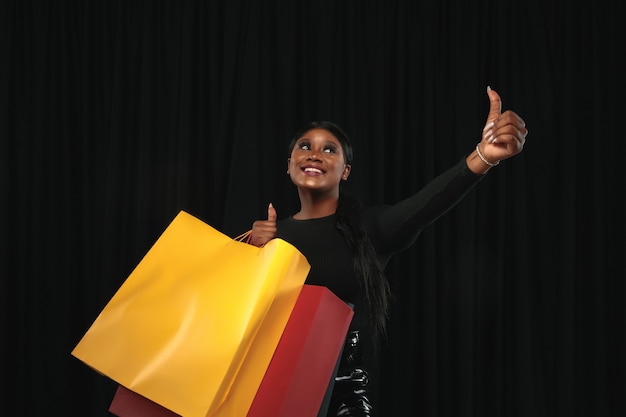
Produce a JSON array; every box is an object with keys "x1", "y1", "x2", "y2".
[
  {"x1": 108, "y1": 284, "x2": 353, "y2": 417},
  {"x1": 109, "y1": 385, "x2": 179, "y2": 417},
  {"x1": 71, "y1": 210, "x2": 310, "y2": 417},
  {"x1": 248, "y1": 284, "x2": 353, "y2": 417}
]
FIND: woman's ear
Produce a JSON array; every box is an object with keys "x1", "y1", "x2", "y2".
[
  {"x1": 287, "y1": 158, "x2": 291, "y2": 174},
  {"x1": 342, "y1": 164, "x2": 351, "y2": 180}
]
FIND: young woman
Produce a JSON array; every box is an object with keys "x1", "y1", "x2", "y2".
[{"x1": 250, "y1": 87, "x2": 528, "y2": 417}]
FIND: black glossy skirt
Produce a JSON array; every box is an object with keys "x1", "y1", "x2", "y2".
[{"x1": 326, "y1": 330, "x2": 373, "y2": 417}]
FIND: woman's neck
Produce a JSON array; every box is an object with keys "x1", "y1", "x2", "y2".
[{"x1": 293, "y1": 192, "x2": 338, "y2": 220}]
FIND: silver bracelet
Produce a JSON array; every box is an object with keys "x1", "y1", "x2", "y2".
[{"x1": 475, "y1": 143, "x2": 499, "y2": 167}]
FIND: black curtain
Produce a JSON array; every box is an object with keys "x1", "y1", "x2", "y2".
[{"x1": 3, "y1": 1, "x2": 624, "y2": 416}]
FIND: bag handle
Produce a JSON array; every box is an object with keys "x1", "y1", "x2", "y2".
[{"x1": 233, "y1": 230, "x2": 253, "y2": 244}]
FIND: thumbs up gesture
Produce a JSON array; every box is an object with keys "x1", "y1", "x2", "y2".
[
  {"x1": 250, "y1": 203, "x2": 278, "y2": 247},
  {"x1": 478, "y1": 86, "x2": 528, "y2": 164}
]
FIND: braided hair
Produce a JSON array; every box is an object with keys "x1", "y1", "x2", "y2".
[{"x1": 288, "y1": 121, "x2": 391, "y2": 346}]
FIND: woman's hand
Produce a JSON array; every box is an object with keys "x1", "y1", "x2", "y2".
[
  {"x1": 250, "y1": 203, "x2": 277, "y2": 247},
  {"x1": 469, "y1": 86, "x2": 529, "y2": 173}
]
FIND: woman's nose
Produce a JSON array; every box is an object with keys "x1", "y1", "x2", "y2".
[{"x1": 307, "y1": 151, "x2": 322, "y2": 161}]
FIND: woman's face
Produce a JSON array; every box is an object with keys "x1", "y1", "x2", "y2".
[{"x1": 287, "y1": 128, "x2": 351, "y2": 193}]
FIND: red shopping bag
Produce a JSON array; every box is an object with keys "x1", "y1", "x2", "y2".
[
  {"x1": 248, "y1": 284, "x2": 354, "y2": 417},
  {"x1": 109, "y1": 385, "x2": 179, "y2": 417}
]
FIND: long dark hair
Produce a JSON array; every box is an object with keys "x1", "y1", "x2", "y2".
[{"x1": 289, "y1": 121, "x2": 391, "y2": 346}]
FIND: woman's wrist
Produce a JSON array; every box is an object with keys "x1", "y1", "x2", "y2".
[
  {"x1": 466, "y1": 145, "x2": 498, "y2": 175},
  {"x1": 475, "y1": 143, "x2": 499, "y2": 167}
]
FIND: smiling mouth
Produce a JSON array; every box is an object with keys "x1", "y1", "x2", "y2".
[{"x1": 303, "y1": 167, "x2": 324, "y2": 175}]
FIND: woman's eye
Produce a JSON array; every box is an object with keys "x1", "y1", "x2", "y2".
[{"x1": 296, "y1": 141, "x2": 337, "y2": 153}]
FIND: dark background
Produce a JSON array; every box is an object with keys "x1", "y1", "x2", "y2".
[{"x1": 3, "y1": 1, "x2": 625, "y2": 416}]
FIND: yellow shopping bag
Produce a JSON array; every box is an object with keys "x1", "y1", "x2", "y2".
[{"x1": 71, "y1": 210, "x2": 310, "y2": 417}]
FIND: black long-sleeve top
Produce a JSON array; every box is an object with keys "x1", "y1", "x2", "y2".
[{"x1": 275, "y1": 157, "x2": 484, "y2": 334}]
